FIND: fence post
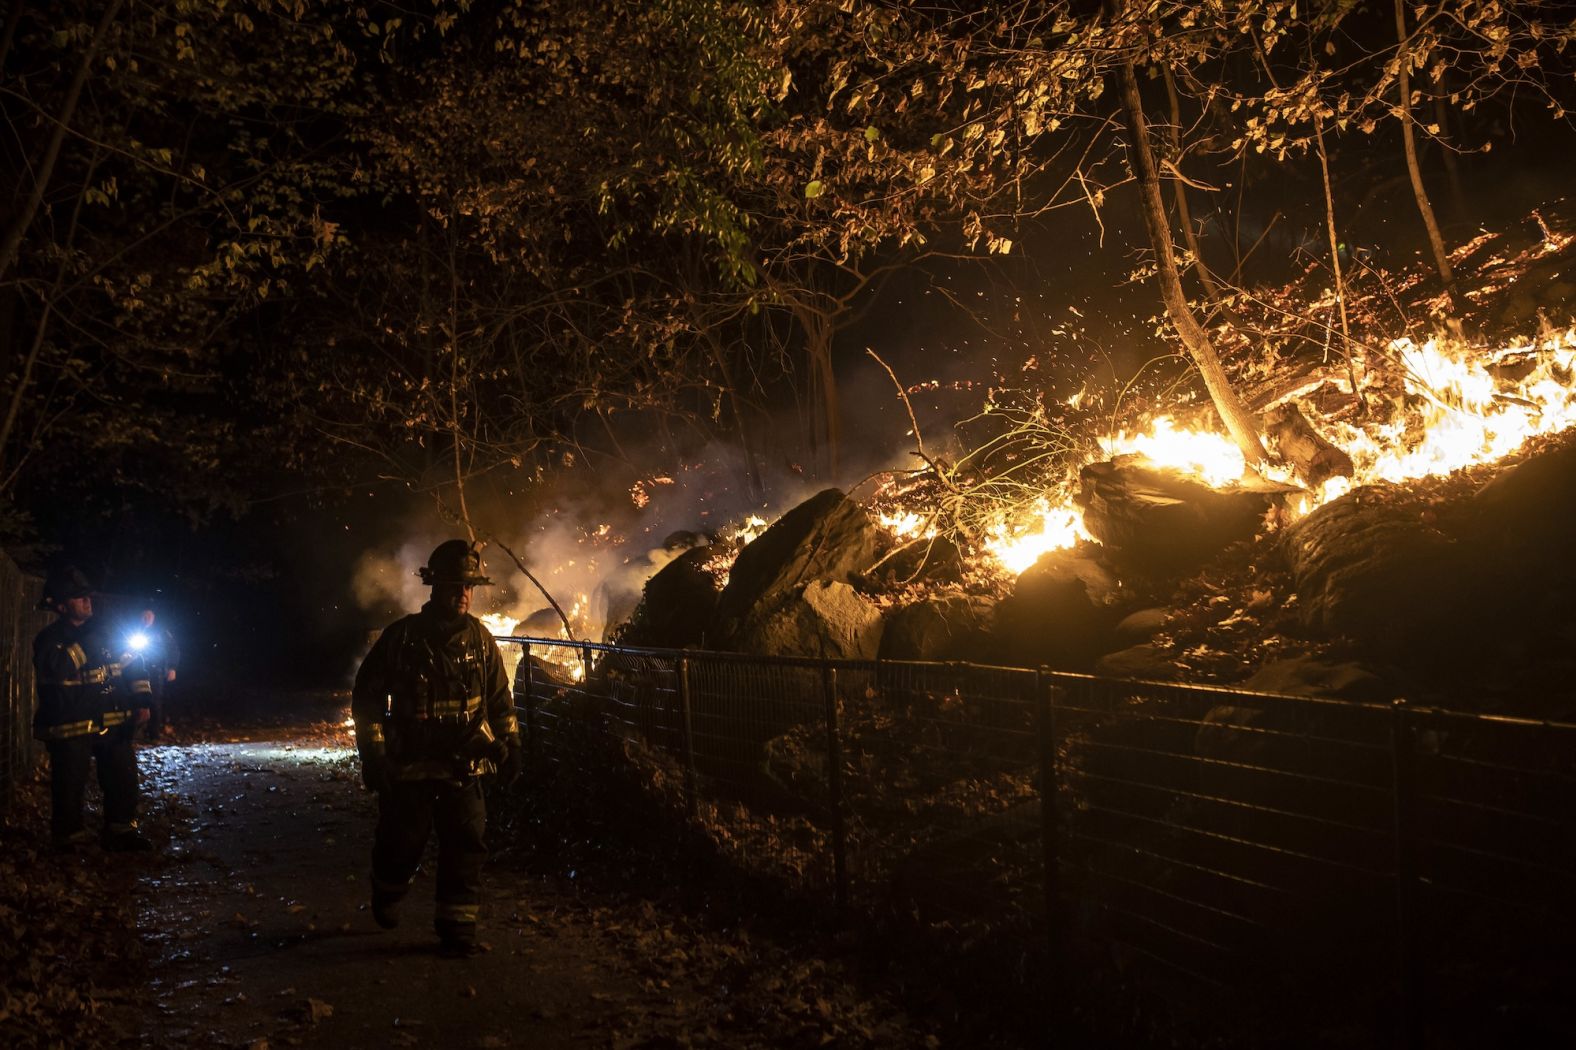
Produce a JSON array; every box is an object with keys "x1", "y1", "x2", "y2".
[
  {"x1": 677, "y1": 655, "x2": 698, "y2": 820},
  {"x1": 522, "y1": 643, "x2": 538, "y2": 757},
  {"x1": 1035, "y1": 667, "x2": 1062, "y2": 939},
  {"x1": 822, "y1": 662, "x2": 848, "y2": 913},
  {"x1": 1391, "y1": 698, "x2": 1422, "y2": 1050}
]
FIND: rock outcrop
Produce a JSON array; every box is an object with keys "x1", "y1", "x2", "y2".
[
  {"x1": 1093, "y1": 643, "x2": 1180, "y2": 681},
  {"x1": 1462, "y1": 437, "x2": 1576, "y2": 589},
  {"x1": 709, "y1": 488, "x2": 881, "y2": 651},
  {"x1": 878, "y1": 595, "x2": 993, "y2": 663},
  {"x1": 992, "y1": 545, "x2": 1119, "y2": 670},
  {"x1": 870, "y1": 536, "x2": 964, "y2": 587},
  {"x1": 614, "y1": 545, "x2": 726, "y2": 649},
  {"x1": 1282, "y1": 484, "x2": 1458, "y2": 645},
  {"x1": 1078, "y1": 458, "x2": 1296, "y2": 571},
  {"x1": 735, "y1": 579, "x2": 885, "y2": 661}
]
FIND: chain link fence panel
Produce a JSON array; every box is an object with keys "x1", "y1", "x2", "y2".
[{"x1": 503, "y1": 636, "x2": 1575, "y2": 1044}]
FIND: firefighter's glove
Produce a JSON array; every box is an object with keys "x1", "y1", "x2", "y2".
[
  {"x1": 361, "y1": 755, "x2": 391, "y2": 794},
  {"x1": 498, "y1": 744, "x2": 523, "y2": 789}
]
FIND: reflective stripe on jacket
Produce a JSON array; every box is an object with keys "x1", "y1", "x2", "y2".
[{"x1": 32, "y1": 617, "x2": 154, "y2": 741}]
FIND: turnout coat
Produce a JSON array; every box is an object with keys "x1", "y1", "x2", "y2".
[
  {"x1": 351, "y1": 605, "x2": 518, "y2": 782},
  {"x1": 32, "y1": 617, "x2": 153, "y2": 740}
]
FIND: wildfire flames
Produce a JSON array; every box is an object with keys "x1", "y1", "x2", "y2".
[
  {"x1": 467, "y1": 322, "x2": 1576, "y2": 649},
  {"x1": 974, "y1": 326, "x2": 1576, "y2": 573},
  {"x1": 478, "y1": 606, "x2": 588, "y2": 685}
]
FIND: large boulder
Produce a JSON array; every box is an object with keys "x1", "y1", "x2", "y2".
[
  {"x1": 1283, "y1": 484, "x2": 1459, "y2": 645},
  {"x1": 869, "y1": 536, "x2": 965, "y2": 587},
  {"x1": 1112, "y1": 607, "x2": 1169, "y2": 646},
  {"x1": 878, "y1": 595, "x2": 994, "y2": 662},
  {"x1": 1462, "y1": 437, "x2": 1576, "y2": 589},
  {"x1": 612, "y1": 545, "x2": 726, "y2": 649},
  {"x1": 991, "y1": 545, "x2": 1119, "y2": 670},
  {"x1": 1078, "y1": 458, "x2": 1294, "y2": 571},
  {"x1": 734, "y1": 580, "x2": 885, "y2": 661},
  {"x1": 1094, "y1": 643, "x2": 1180, "y2": 681},
  {"x1": 1236, "y1": 655, "x2": 1393, "y2": 702},
  {"x1": 709, "y1": 488, "x2": 881, "y2": 650},
  {"x1": 1192, "y1": 657, "x2": 1394, "y2": 851}
]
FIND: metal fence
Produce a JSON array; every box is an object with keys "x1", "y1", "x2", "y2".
[
  {"x1": 504, "y1": 636, "x2": 1576, "y2": 1047},
  {"x1": 0, "y1": 552, "x2": 46, "y2": 811}
]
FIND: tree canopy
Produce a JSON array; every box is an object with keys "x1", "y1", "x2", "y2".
[{"x1": 2, "y1": 0, "x2": 1572, "y2": 546}]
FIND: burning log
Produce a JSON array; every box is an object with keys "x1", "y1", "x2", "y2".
[
  {"x1": 1077, "y1": 458, "x2": 1296, "y2": 571},
  {"x1": 1262, "y1": 402, "x2": 1354, "y2": 490}
]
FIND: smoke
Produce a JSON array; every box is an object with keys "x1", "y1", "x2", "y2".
[
  {"x1": 345, "y1": 445, "x2": 792, "y2": 647},
  {"x1": 351, "y1": 536, "x2": 436, "y2": 622},
  {"x1": 343, "y1": 348, "x2": 935, "y2": 651}
]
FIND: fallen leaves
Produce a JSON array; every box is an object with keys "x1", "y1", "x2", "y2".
[{"x1": 0, "y1": 776, "x2": 147, "y2": 1050}]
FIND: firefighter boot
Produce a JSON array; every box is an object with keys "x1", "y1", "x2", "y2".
[
  {"x1": 437, "y1": 931, "x2": 480, "y2": 959},
  {"x1": 371, "y1": 889, "x2": 403, "y2": 930},
  {"x1": 101, "y1": 824, "x2": 154, "y2": 852},
  {"x1": 53, "y1": 828, "x2": 96, "y2": 851}
]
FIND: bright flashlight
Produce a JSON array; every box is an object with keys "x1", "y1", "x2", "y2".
[{"x1": 127, "y1": 632, "x2": 150, "y2": 652}]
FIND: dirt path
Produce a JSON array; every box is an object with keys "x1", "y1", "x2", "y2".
[{"x1": 125, "y1": 719, "x2": 938, "y2": 1050}]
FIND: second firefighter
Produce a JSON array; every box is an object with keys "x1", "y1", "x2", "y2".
[{"x1": 351, "y1": 540, "x2": 521, "y2": 956}]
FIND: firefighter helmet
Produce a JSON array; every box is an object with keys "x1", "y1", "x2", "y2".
[
  {"x1": 38, "y1": 565, "x2": 93, "y2": 609},
  {"x1": 418, "y1": 540, "x2": 493, "y2": 586}
]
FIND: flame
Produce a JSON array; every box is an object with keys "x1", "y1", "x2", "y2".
[
  {"x1": 963, "y1": 324, "x2": 1576, "y2": 574},
  {"x1": 477, "y1": 612, "x2": 517, "y2": 639},
  {"x1": 478, "y1": 608, "x2": 589, "y2": 686},
  {"x1": 984, "y1": 499, "x2": 1095, "y2": 575},
  {"x1": 878, "y1": 509, "x2": 935, "y2": 541},
  {"x1": 1101, "y1": 416, "x2": 1247, "y2": 487},
  {"x1": 1326, "y1": 333, "x2": 1576, "y2": 488},
  {"x1": 729, "y1": 514, "x2": 768, "y2": 546}
]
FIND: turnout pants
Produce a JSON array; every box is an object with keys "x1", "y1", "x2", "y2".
[
  {"x1": 45, "y1": 724, "x2": 140, "y2": 842},
  {"x1": 372, "y1": 778, "x2": 487, "y2": 943},
  {"x1": 146, "y1": 679, "x2": 166, "y2": 736}
]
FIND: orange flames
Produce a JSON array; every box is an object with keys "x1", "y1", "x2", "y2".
[
  {"x1": 471, "y1": 320, "x2": 1576, "y2": 653},
  {"x1": 877, "y1": 325, "x2": 1576, "y2": 576}
]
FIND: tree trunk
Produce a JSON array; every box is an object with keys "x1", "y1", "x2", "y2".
[
  {"x1": 1161, "y1": 67, "x2": 1224, "y2": 306},
  {"x1": 446, "y1": 224, "x2": 474, "y2": 543},
  {"x1": 1, "y1": 148, "x2": 101, "y2": 491},
  {"x1": 0, "y1": 0, "x2": 123, "y2": 280},
  {"x1": 1262, "y1": 402, "x2": 1353, "y2": 490},
  {"x1": 0, "y1": 0, "x2": 25, "y2": 74},
  {"x1": 795, "y1": 304, "x2": 840, "y2": 479},
  {"x1": 1110, "y1": 10, "x2": 1268, "y2": 467},
  {"x1": 1311, "y1": 106, "x2": 1364, "y2": 413},
  {"x1": 1394, "y1": 0, "x2": 1459, "y2": 311},
  {"x1": 699, "y1": 326, "x2": 764, "y2": 501}
]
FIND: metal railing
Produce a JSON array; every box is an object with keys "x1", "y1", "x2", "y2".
[
  {"x1": 0, "y1": 553, "x2": 46, "y2": 811},
  {"x1": 502, "y1": 635, "x2": 1576, "y2": 1046}
]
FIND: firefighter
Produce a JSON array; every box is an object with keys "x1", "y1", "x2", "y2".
[
  {"x1": 131, "y1": 607, "x2": 180, "y2": 738},
  {"x1": 352, "y1": 539, "x2": 522, "y2": 956},
  {"x1": 32, "y1": 566, "x2": 155, "y2": 851}
]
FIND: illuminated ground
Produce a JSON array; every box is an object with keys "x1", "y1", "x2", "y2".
[{"x1": 101, "y1": 702, "x2": 938, "y2": 1049}]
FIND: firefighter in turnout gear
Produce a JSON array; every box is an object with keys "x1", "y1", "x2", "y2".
[
  {"x1": 32, "y1": 566, "x2": 155, "y2": 851},
  {"x1": 352, "y1": 540, "x2": 521, "y2": 955}
]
